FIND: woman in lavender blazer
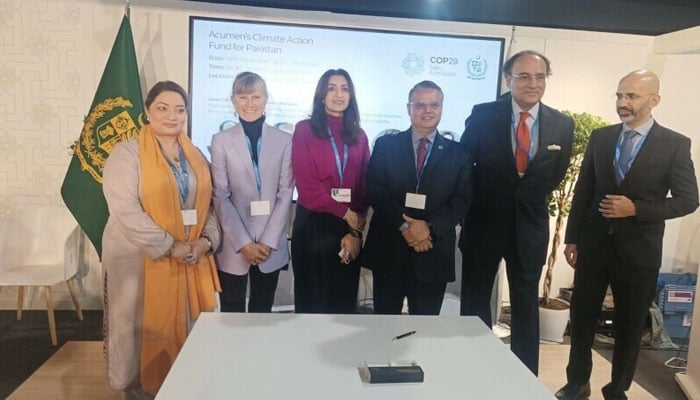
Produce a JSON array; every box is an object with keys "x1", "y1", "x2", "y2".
[{"x1": 211, "y1": 72, "x2": 294, "y2": 312}]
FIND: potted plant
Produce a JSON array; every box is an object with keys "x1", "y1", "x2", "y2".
[{"x1": 539, "y1": 111, "x2": 607, "y2": 342}]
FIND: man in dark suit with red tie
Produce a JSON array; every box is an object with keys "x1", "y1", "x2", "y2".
[
  {"x1": 364, "y1": 80, "x2": 472, "y2": 315},
  {"x1": 555, "y1": 70, "x2": 698, "y2": 400},
  {"x1": 459, "y1": 50, "x2": 574, "y2": 375}
]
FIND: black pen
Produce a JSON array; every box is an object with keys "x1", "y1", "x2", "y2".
[{"x1": 393, "y1": 330, "x2": 417, "y2": 341}]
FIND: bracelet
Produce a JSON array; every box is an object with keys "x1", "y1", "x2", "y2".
[{"x1": 349, "y1": 229, "x2": 362, "y2": 239}]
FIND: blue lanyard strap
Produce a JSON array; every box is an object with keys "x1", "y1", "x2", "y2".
[
  {"x1": 415, "y1": 139, "x2": 433, "y2": 192},
  {"x1": 162, "y1": 145, "x2": 189, "y2": 205},
  {"x1": 245, "y1": 135, "x2": 263, "y2": 194},
  {"x1": 511, "y1": 112, "x2": 539, "y2": 160},
  {"x1": 327, "y1": 126, "x2": 348, "y2": 187}
]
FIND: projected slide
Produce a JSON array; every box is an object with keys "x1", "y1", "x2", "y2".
[{"x1": 189, "y1": 17, "x2": 503, "y2": 154}]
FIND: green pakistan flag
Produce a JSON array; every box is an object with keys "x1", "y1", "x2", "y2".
[{"x1": 61, "y1": 15, "x2": 143, "y2": 258}]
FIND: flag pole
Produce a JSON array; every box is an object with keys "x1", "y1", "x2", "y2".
[
  {"x1": 125, "y1": 0, "x2": 130, "y2": 18},
  {"x1": 506, "y1": 26, "x2": 516, "y2": 60},
  {"x1": 500, "y1": 26, "x2": 517, "y2": 96}
]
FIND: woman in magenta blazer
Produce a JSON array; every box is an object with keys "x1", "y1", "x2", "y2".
[{"x1": 291, "y1": 69, "x2": 370, "y2": 314}]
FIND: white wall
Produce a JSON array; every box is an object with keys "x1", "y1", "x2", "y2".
[{"x1": 0, "y1": 0, "x2": 698, "y2": 309}]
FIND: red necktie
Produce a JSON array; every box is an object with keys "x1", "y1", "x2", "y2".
[
  {"x1": 516, "y1": 111, "x2": 531, "y2": 174},
  {"x1": 416, "y1": 138, "x2": 428, "y2": 176}
]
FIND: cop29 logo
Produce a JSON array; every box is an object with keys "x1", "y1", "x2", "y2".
[{"x1": 402, "y1": 53, "x2": 425, "y2": 76}]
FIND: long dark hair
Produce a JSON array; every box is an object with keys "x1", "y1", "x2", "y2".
[{"x1": 310, "y1": 69, "x2": 361, "y2": 145}]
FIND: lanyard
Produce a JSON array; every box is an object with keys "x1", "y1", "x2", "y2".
[
  {"x1": 512, "y1": 113, "x2": 540, "y2": 160},
  {"x1": 415, "y1": 139, "x2": 433, "y2": 192},
  {"x1": 614, "y1": 130, "x2": 647, "y2": 173},
  {"x1": 245, "y1": 135, "x2": 263, "y2": 195},
  {"x1": 327, "y1": 126, "x2": 348, "y2": 186},
  {"x1": 162, "y1": 145, "x2": 189, "y2": 205}
]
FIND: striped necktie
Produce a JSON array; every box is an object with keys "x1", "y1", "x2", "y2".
[
  {"x1": 416, "y1": 138, "x2": 428, "y2": 176},
  {"x1": 616, "y1": 130, "x2": 638, "y2": 184}
]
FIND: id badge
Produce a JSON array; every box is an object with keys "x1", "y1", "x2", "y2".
[
  {"x1": 182, "y1": 209, "x2": 198, "y2": 225},
  {"x1": 331, "y1": 188, "x2": 352, "y2": 203},
  {"x1": 251, "y1": 200, "x2": 271, "y2": 216},
  {"x1": 405, "y1": 193, "x2": 426, "y2": 210}
]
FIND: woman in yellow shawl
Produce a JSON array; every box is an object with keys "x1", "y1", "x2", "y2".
[{"x1": 102, "y1": 81, "x2": 221, "y2": 398}]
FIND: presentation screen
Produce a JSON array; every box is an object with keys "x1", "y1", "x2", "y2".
[{"x1": 189, "y1": 16, "x2": 504, "y2": 154}]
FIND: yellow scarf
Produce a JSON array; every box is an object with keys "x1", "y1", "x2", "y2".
[{"x1": 137, "y1": 125, "x2": 221, "y2": 394}]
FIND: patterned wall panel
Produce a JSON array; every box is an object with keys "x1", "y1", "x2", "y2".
[
  {"x1": 0, "y1": 0, "x2": 95, "y2": 215},
  {"x1": 0, "y1": 0, "x2": 104, "y2": 309}
]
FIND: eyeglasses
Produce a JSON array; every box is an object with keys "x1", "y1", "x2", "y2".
[
  {"x1": 614, "y1": 93, "x2": 656, "y2": 101},
  {"x1": 409, "y1": 101, "x2": 442, "y2": 111},
  {"x1": 509, "y1": 73, "x2": 548, "y2": 83}
]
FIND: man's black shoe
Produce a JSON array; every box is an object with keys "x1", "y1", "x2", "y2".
[
  {"x1": 554, "y1": 382, "x2": 591, "y2": 400},
  {"x1": 601, "y1": 383, "x2": 627, "y2": 400}
]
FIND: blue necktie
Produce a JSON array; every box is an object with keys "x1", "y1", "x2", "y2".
[{"x1": 616, "y1": 130, "x2": 638, "y2": 184}]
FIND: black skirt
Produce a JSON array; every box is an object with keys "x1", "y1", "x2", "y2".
[{"x1": 291, "y1": 204, "x2": 360, "y2": 314}]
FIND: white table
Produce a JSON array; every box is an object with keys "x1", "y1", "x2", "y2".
[{"x1": 156, "y1": 313, "x2": 555, "y2": 399}]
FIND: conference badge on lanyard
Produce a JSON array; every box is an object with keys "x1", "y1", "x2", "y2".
[
  {"x1": 251, "y1": 200, "x2": 271, "y2": 216},
  {"x1": 161, "y1": 144, "x2": 197, "y2": 222},
  {"x1": 246, "y1": 135, "x2": 271, "y2": 216},
  {"x1": 331, "y1": 188, "x2": 352, "y2": 203},
  {"x1": 328, "y1": 126, "x2": 351, "y2": 203},
  {"x1": 182, "y1": 209, "x2": 198, "y2": 226},
  {"x1": 405, "y1": 137, "x2": 431, "y2": 210},
  {"x1": 405, "y1": 193, "x2": 426, "y2": 210}
]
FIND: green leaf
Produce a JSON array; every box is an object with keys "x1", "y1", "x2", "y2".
[{"x1": 547, "y1": 111, "x2": 608, "y2": 217}]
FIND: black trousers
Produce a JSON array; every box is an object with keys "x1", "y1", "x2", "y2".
[
  {"x1": 291, "y1": 205, "x2": 360, "y2": 314},
  {"x1": 218, "y1": 267, "x2": 281, "y2": 313},
  {"x1": 373, "y1": 258, "x2": 447, "y2": 315},
  {"x1": 460, "y1": 230, "x2": 543, "y2": 375},
  {"x1": 566, "y1": 238, "x2": 658, "y2": 398}
]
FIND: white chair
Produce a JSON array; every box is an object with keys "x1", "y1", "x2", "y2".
[{"x1": 0, "y1": 206, "x2": 84, "y2": 345}]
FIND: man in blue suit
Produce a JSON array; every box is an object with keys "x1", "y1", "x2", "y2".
[
  {"x1": 555, "y1": 70, "x2": 698, "y2": 400},
  {"x1": 459, "y1": 50, "x2": 574, "y2": 374}
]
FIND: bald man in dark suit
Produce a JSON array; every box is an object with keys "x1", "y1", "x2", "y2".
[{"x1": 555, "y1": 70, "x2": 698, "y2": 400}]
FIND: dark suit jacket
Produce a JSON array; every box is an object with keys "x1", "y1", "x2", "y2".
[
  {"x1": 459, "y1": 99, "x2": 574, "y2": 269},
  {"x1": 364, "y1": 129, "x2": 472, "y2": 283},
  {"x1": 565, "y1": 122, "x2": 699, "y2": 269}
]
